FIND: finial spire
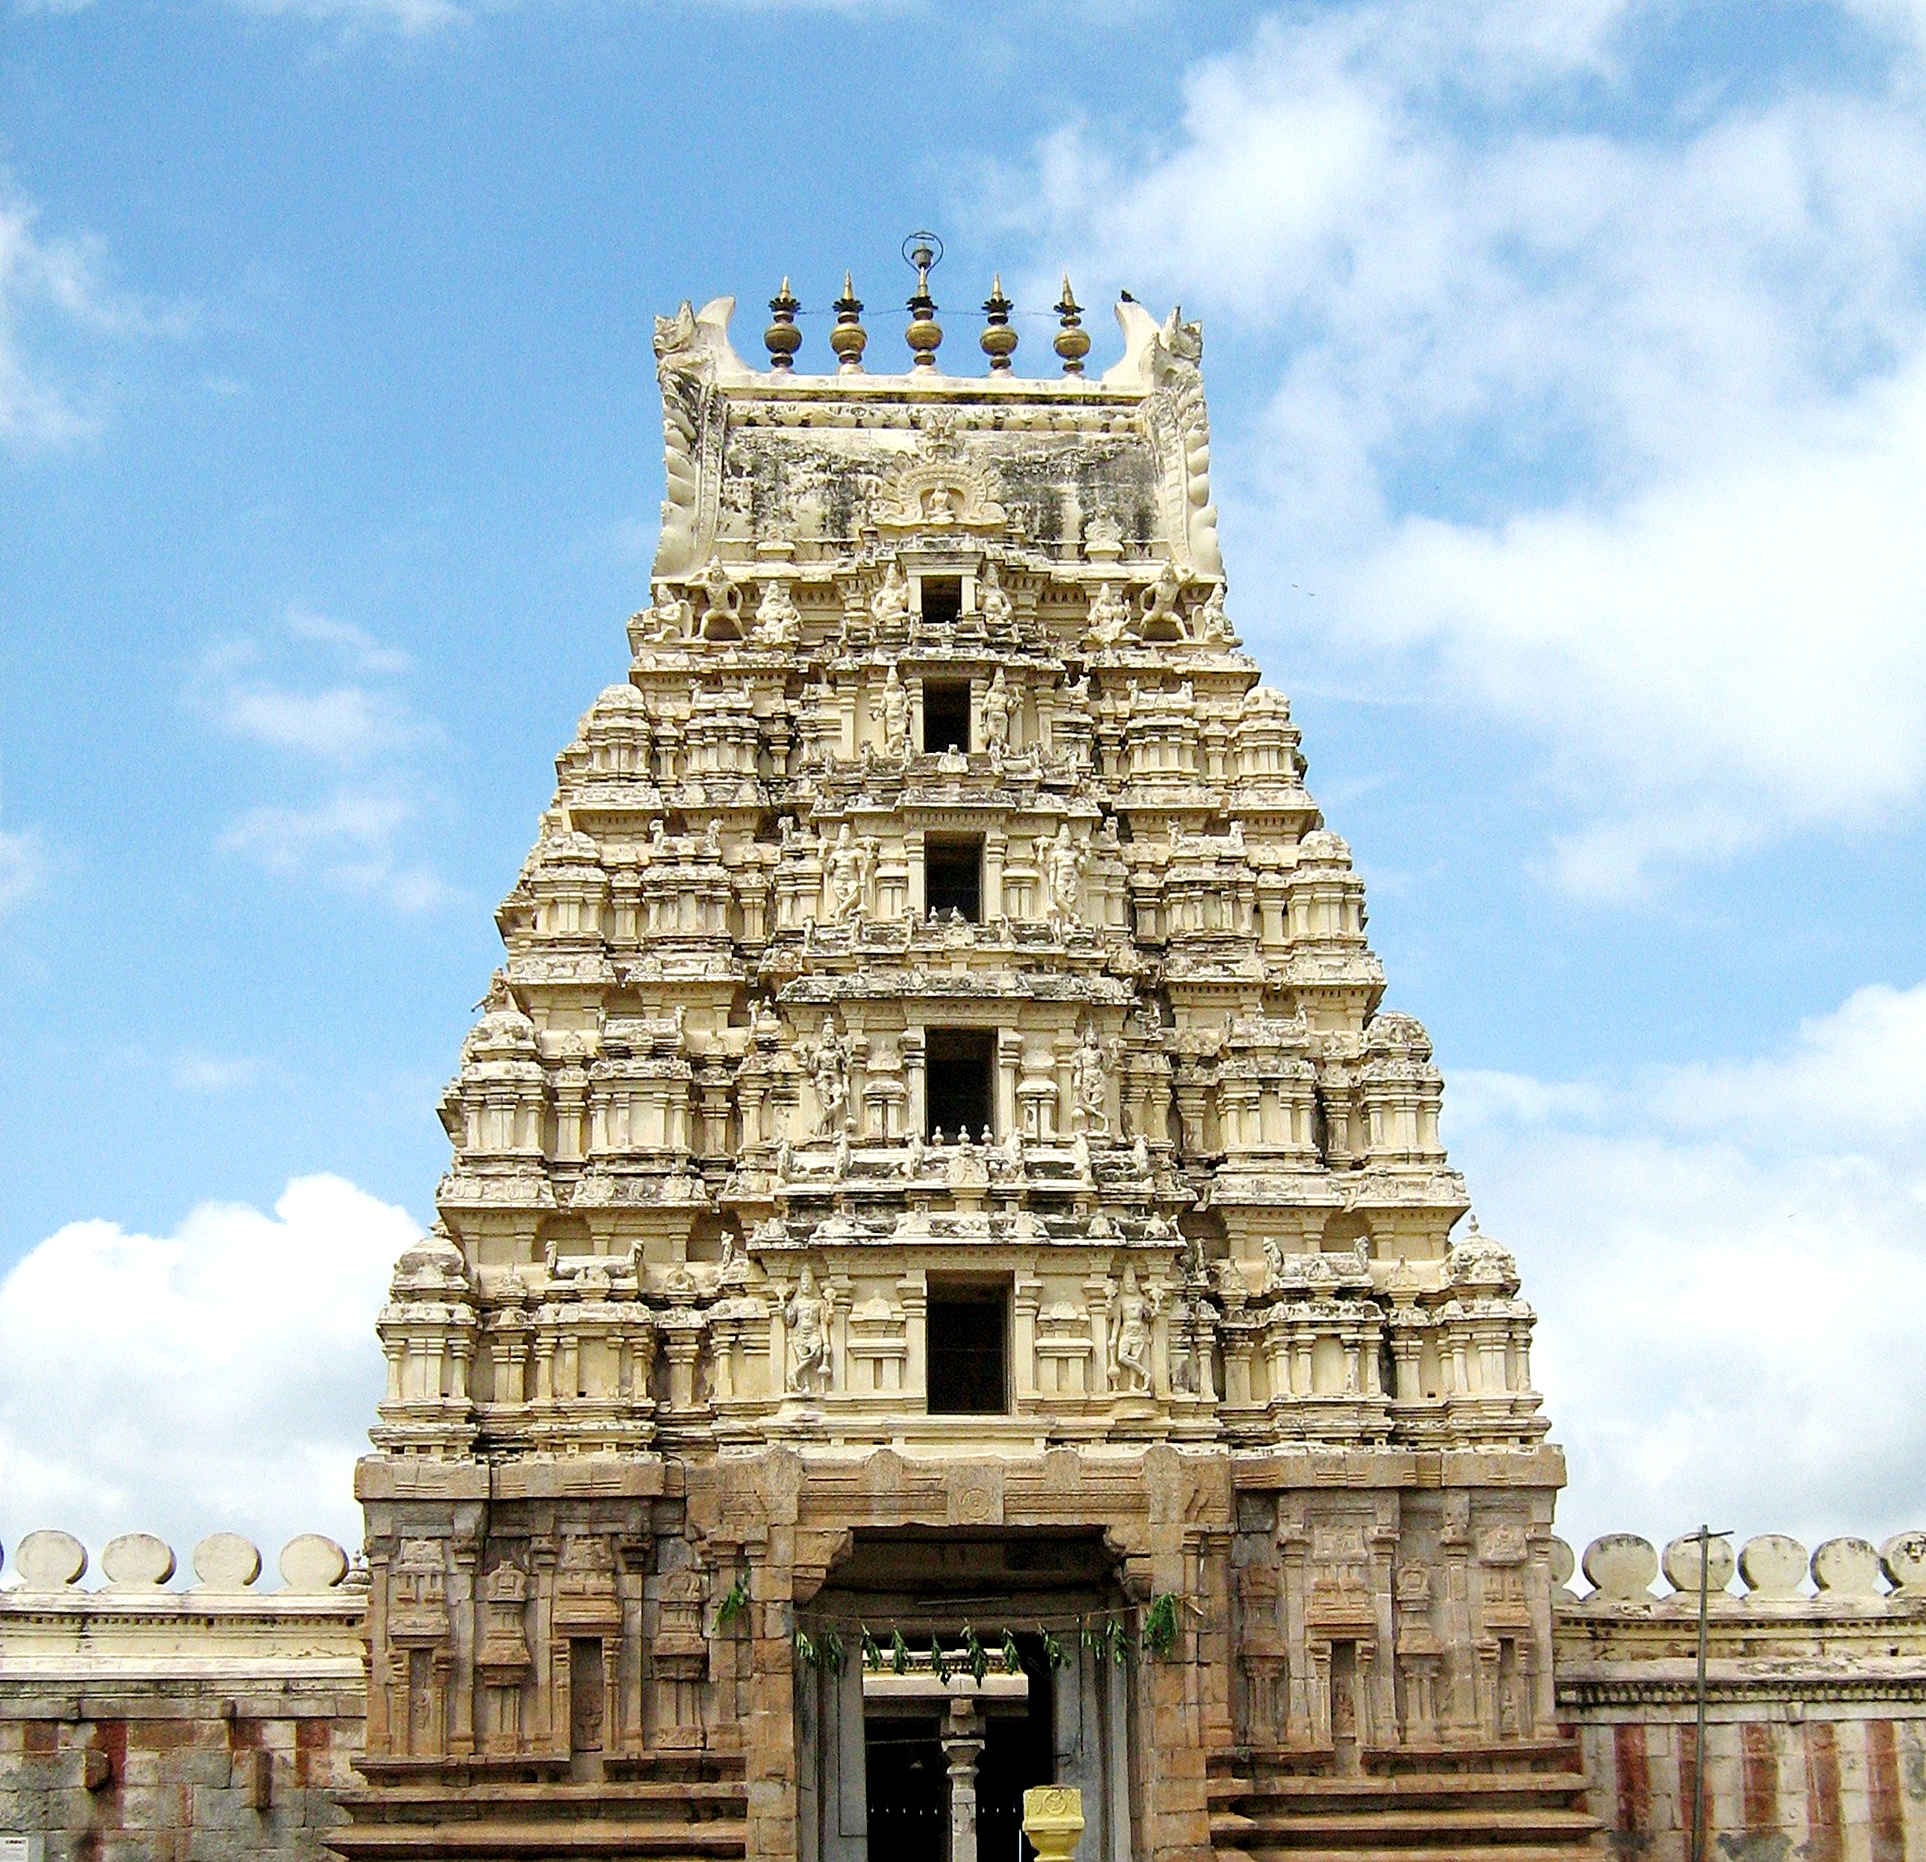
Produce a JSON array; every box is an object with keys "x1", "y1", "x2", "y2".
[
  {"x1": 830, "y1": 271, "x2": 868, "y2": 374},
  {"x1": 980, "y1": 275, "x2": 1017, "y2": 374},
  {"x1": 1054, "y1": 275, "x2": 1090, "y2": 376},
  {"x1": 902, "y1": 231, "x2": 944, "y2": 370},
  {"x1": 764, "y1": 278, "x2": 801, "y2": 372}
]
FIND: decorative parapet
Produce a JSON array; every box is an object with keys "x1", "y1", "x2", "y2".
[
  {"x1": 0, "y1": 1529, "x2": 366, "y2": 1702},
  {"x1": 1550, "y1": 1528, "x2": 1926, "y2": 1709}
]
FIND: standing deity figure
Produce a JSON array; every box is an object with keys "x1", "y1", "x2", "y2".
[
  {"x1": 806, "y1": 1019, "x2": 852, "y2": 1135},
  {"x1": 880, "y1": 665, "x2": 910, "y2": 756},
  {"x1": 982, "y1": 668, "x2": 1012, "y2": 753},
  {"x1": 871, "y1": 560, "x2": 909, "y2": 628},
  {"x1": 786, "y1": 1266, "x2": 832, "y2": 1395},
  {"x1": 980, "y1": 561, "x2": 1014, "y2": 628},
  {"x1": 1045, "y1": 825, "x2": 1086, "y2": 933},
  {"x1": 755, "y1": 577, "x2": 800, "y2": 645},
  {"x1": 825, "y1": 823, "x2": 875, "y2": 922},
  {"x1": 1086, "y1": 580, "x2": 1129, "y2": 647},
  {"x1": 1072, "y1": 1027, "x2": 1110, "y2": 1136},
  {"x1": 1111, "y1": 1266, "x2": 1159, "y2": 1394}
]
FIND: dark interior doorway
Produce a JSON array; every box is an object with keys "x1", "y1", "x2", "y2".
[
  {"x1": 920, "y1": 576, "x2": 963, "y2": 627},
  {"x1": 923, "y1": 680, "x2": 971, "y2": 754},
  {"x1": 926, "y1": 835, "x2": 984, "y2": 921},
  {"x1": 926, "y1": 1280, "x2": 1010, "y2": 1415},
  {"x1": 864, "y1": 1714, "x2": 946, "y2": 1853},
  {"x1": 925, "y1": 1027, "x2": 994, "y2": 1140}
]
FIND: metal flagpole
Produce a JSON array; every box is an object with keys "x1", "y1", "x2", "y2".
[{"x1": 1691, "y1": 1526, "x2": 1731, "y2": 1862}]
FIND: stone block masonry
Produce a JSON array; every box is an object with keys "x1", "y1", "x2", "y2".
[{"x1": 0, "y1": 1531, "x2": 364, "y2": 1862}]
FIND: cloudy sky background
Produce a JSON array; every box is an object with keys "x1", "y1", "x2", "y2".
[{"x1": 3, "y1": 0, "x2": 1924, "y2": 1570}]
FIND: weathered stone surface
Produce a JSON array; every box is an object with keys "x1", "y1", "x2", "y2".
[
  {"x1": 101, "y1": 1531, "x2": 175, "y2": 1588},
  {"x1": 1740, "y1": 1531, "x2": 1809, "y2": 1598},
  {"x1": 278, "y1": 1534, "x2": 348, "y2": 1593},
  {"x1": 1585, "y1": 1533, "x2": 1658, "y2": 1601},
  {"x1": 1662, "y1": 1531, "x2": 1735, "y2": 1594},
  {"x1": 1812, "y1": 1534, "x2": 1884, "y2": 1596},
  {"x1": 193, "y1": 1531, "x2": 263, "y2": 1590},
  {"x1": 13, "y1": 1528, "x2": 86, "y2": 1589}
]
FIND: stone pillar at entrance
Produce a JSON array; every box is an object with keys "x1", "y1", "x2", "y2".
[{"x1": 944, "y1": 1697, "x2": 986, "y2": 1862}]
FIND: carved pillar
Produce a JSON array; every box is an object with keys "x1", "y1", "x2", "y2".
[{"x1": 944, "y1": 1698, "x2": 985, "y2": 1862}]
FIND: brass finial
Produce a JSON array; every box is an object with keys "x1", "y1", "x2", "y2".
[
  {"x1": 980, "y1": 275, "x2": 1017, "y2": 374},
  {"x1": 903, "y1": 231, "x2": 943, "y2": 370},
  {"x1": 764, "y1": 278, "x2": 801, "y2": 372},
  {"x1": 829, "y1": 271, "x2": 867, "y2": 374},
  {"x1": 1054, "y1": 276, "x2": 1090, "y2": 376}
]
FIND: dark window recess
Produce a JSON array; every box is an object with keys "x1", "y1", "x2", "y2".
[
  {"x1": 922, "y1": 680, "x2": 971, "y2": 754},
  {"x1": 926, "y1": 1282, "x2": 1010, "y2": 1414},
  {"x1": 920, "y1": 576, "x2": 962, "y2": 626},
  {"x1": 925, "y1": 1027, "x2": 994, "y2": 1140},
  {"x1": 569, "y1": 1639, "x2": 605, "y2": 1752},
  {"x1": 925, "y1": 836, "x2": 983, "y2": 921}
]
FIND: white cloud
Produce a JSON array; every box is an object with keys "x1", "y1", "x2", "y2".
[
  {"x1": 219, "y1": 786, "x2": 457, "y2": 912},
  {"x1": 0, "y1": 175, "x2": 181, "y2": 454},
  {"x1": 191, "y1": 619, "x2": 456, "y2": 911},
  {"x1": 0, "y1": 1175, "x2": 413, "y2": 1566},
  {"x1": 1446, "y1": 978, "x2": 1926, "y2": 1559},
  {"x1": 286, "y1": 607, "x2": 413, "y2": 676},
  {"x1": 169, "y1": 1048, "x2": 260, "y2": 1094},
  {"x1": 0, "y1": 802, "x2": 46, "y2": 918},
  {"x1": 1013, "y1": 0, "x2": 1926, "y2": 897}
]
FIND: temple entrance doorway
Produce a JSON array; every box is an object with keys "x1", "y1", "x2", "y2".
[{"x1": 805, "y1": 1527, "x2": 1132, "y2": 1862}]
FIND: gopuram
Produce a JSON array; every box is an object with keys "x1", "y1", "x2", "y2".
[
  {"x1": 1, "y1": 259, "x2": 1922, "y2": 1862},
  {"x1": 344, "y1": 254, "x2": 1581, "y2": 1862}
]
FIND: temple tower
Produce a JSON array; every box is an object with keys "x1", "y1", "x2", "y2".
[{"x1": 341, "y1": 270, "x2": 1598, "y2": 1862}]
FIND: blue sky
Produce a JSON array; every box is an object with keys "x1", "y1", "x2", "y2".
[{"x1": 3, "y1": 0, "x2": 1925, "y2": 1574}]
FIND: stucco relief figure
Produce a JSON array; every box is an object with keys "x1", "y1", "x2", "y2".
[
  {"x1": 1072, "y1": 1027, "x2": 1109, "y2": 1135},
  {"x1": 1196, "y1": 580, "x2": 1230, "y2": 643},
  {"x1": 805, "y1": 1019, "x2": 851, "y2": 1135},
  {"x1": 825, "y1": 823, "x2": 876, "y2": 922},
  {"x1": 1138, "y1": 562, "x2": 1187, "y2": 640},
  {"x1": 1046, "y1": 825, "x2": 1086, "y2": 934},
  {"x1": 980, "y1": 562, "x2": 1013, "y2": 628},
  {"x1": 870, "y1": 560, "x2": 909, "y2": 628},
  {"x1": 1111, "y1": 1267, "x2": 1160, "y2": 1394},
  {"x1": 644, "y1": 585, "x2": 693, "y2": 642},
  {"x1": 1086, "y1": 580, "x2": 1129, "y2": 646},
  {"x1": 697, "y1": 557, "x2": 742, "y2": 639},
  {"x1": 879, "y1": 665, "x2": 909, "y2": 755},
  {"x1": 982, "y1": 668, "x2": 1012, "y2": 753},
  {"x1": 785, "y1": 1267, "x2": 832, "y2": 1395},
  {"x1": 755, "y1": 578, "x2": 800, "y2": 646}
]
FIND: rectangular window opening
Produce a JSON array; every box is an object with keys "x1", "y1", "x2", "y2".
[
  {"x1": 924, "y1": 1026, "x2": 994, "y2": 1142},
  {"x1": 919, "y1": 576, "x2": 962, "y2": 627},
  {"x1": 925, "y1": 835, "x2": 984, "y2": 923},
  {"x1": 926, "y1": 1279, "x2": 1010, "y2": 1414},
  {"x1": 922, "y1": 680, "x2": 971, "y2": 755}
]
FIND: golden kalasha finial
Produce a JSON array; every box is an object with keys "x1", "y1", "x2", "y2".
[
  {"x1": 980, "y1": 275, "x2": 1017, "y2": 373},
  {"x1": 764, "y1": 278, "x2": 801, "y2": 372},
  {"x1": 903, "y1": 230, "x2": 943, "y2": 370},
  {"x1": 829, "y1": 272, "x2": 867, "y2": 374},
  {"x1": 1054, "y1": 275, "x2": 1090, "y2": 375}
]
